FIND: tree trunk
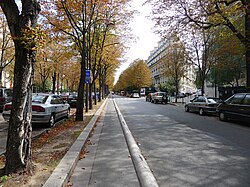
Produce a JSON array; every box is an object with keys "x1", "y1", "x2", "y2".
[
  {"x1": 94, "y1": 82, "x2": 97, "y2": 105},
  {"x1": 76, "y1": 56, "x2": 85, "y2": 121},
  {"x1": 52, "y1": 70, "x2": 56, "y2": 94},
  {"x1": 5, "y1": 45, "x2": 34, "y2": 174},
  {"x1": 85, "y1": 83, "x2": 88, "y2": 113},
  {"x1": 89, "y1": 82, "x2": 93, "y2": 110},
  {"x1": 98, "y1": 77, "x2": 102, "y2": 102},
  {"x1": 0, "y1": 67, "x2": 3, "y2": 87},
  {"x1": 245, "y1": 8, "x2": 250, "y2": 87},
  {"x1": 1, "y1": 0, "x2": 41, "y2": 175},
  {"x1": 56, "y1": 73, "x2": 60, "y2": 94}
]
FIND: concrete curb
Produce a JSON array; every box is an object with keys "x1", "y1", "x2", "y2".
[
  {"x1": 113, "y1": 99, "x2": 159, "y2": 187},
  {"x1": 43, "y1": 98, "x2": 108, "y2": 187}
]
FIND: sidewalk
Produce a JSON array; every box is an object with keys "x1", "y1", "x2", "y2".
[
  {"x1": 43, "y1": 98, "x2": 142, "y2": 187},
  {"x1": 68, "y1": 98, "x2": 139, "y2": 186}
]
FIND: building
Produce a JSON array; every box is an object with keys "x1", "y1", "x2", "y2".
[{"x1": 146, "y1": 38, "x2": 196, "y2": 94}]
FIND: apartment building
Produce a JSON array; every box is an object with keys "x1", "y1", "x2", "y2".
[{"x1": 146, "y1": 39, "x2": 196, "y2": 94}]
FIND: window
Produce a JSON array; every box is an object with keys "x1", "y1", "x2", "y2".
[
  {"x1": 4, "y1": 89, "x2": 13, "y2": 97},
  {"x1": 51, "y1": 96, "x2": 60, "y2": 104},
  {"x1": 243, "y1": 94, "x2": 250, "y2": 105},
  {"x1": 32, "y1": 95, "x2": 47, "y2": 103},
  {"x1": 197, "y1": 96, "x2": 205, "y2": 102},
  {"x1": 229, "y1": 94, "x2": 245, "y2": 104}
]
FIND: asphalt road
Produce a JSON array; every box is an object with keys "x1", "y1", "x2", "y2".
[{"x1": 114, "y1": 95, "x2": 250, "y2": 187}]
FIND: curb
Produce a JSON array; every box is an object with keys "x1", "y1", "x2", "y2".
[
  {"x1": 43, "y1": 98, "x2": 108, "y2": 187},
  {"x1": 113, "y1": 99, "x2": 159, "y2": 187}
]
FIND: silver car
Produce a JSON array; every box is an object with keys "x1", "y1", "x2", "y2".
[
  {"x1": 151, "y1": 92, "x2": 167, "y2": 104},
  {"x1": 2, "y1": 93, "x2": 70, "y2": 127},
  {"x1": 185, "y1": 96, "x2": 222, "y2": 115}
]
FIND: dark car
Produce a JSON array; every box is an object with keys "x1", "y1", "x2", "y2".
[
  {"x1": 217, "y1": 93, "x2": 250, "y2": 123},
  {"x1": 185, "y1": 96, "x2": 222, "y2": 115},
  {"x1": 67, "y1": 93, "x2": 78, "y2": 108},
  {"x1": 0, "y1": 88, "x2": 13, "y2": 112}
]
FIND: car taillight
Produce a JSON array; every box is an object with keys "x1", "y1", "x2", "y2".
[
  {"x1": 32, "y1": 105, "x2": 45, "y2": 112},
  {"x1": 4, "y1": 104, "x2": 12, "y2": 111},
  {"x1": 155, "y1": 93, "x2": 158, "y2": 96}
]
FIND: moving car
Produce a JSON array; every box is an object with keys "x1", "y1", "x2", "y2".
[
  {"x1": 185, "y1": 96, "x2": 222, "y2": 115},
  {"x1": 151, "y1": 92, "x2": 168, "y2": 104},
  {"x1": 217, "y1": 93, "x2": 250, "y2": 123},
  {"x1": 2, "y1": 93, "x2": 70, "y2": 127},
  {"x1": 0, "y1": 88, "x2": 13, "y2": 112},
  {"x1": 130, "y1": 93, "x2": 140, "y2": 98}
]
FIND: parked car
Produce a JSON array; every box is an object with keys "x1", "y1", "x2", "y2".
[
  {"x1": 177, "y1": 92, "x2": 186, "y2": 98},
  {"x1": 67, "y1": 92, "x2": 78, "y2": 108},
  {"x1": 60, "y1": 92, "x2": 70, "y2": 101},
  {"x1": 130, "y1": 93, "x2": 140, "y2": 98},
  {"x1": 217, "y1": 93, "x2": 250, "y2": 123},
  {"x1": 0, "y1": 88, "x2": 13, "y2": 112},
  {"x1": 2, "y1": 93, "x2": 70, "y2": 127},
  {"x1": 185, "y1": 96, "x2": 222, "y2": 115},
  {"x1": 151, "y1": 92, "x2": 168, "y2": 104}
]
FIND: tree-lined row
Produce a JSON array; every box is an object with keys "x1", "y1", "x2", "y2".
[
  {"x1": 113, "y1": 59, "x2": 152, "y2": 93},
  {"x1": 0, "y1": 0, "x2": 133, "y2": 175}
]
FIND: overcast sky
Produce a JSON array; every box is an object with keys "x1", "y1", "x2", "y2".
[{"x1": 114, "y1": 0, "x2": 160, "y2": 83}]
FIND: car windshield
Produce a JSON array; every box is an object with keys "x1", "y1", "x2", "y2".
[
  {"x1": 69, "y1": 94, "x2": 77, "y2": 98},
  {"x1": 207, "y1": 98, "x2": 217, "y2": 103},
  {"x1": 32, "y1": 95, "x2": 48, "y2": 103}
]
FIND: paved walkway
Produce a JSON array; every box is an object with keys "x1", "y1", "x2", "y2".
[{"x1": 68, "y1": 98, "x2": 140, "y2": 187}]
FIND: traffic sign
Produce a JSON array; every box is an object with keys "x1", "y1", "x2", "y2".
[{"x1": 85, "y1": 69, "x2": 91, "y2": 84}]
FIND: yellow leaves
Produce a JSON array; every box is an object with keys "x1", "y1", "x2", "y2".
[
  {"x1": 114, "y1": 59, "x2": 152, "y2": 91},
  {"x1": 16, "y1": 26, "x2": 46, "y2": 50}
]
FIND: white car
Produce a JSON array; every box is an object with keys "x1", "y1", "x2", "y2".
[
  {"x1": 130, "y1": 93, "x2": 140, "y2": 98},
  {"x1": 2, "y1": 93, "x2": 70, "y2": 127}
]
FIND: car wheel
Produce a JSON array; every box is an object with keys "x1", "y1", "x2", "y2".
[
  {"x1": 219, "y1": 112, "x2": 227, "y2": 121},
  {"x1": 48, "y1": 114, "x2": 55, "y2": 127},
  {"x1": 154, "y1": 99, "x2": 157, "y2": 104},
  {"x1": 199, "y1": 108, "x2": 204, "y2": 115},
  {"x1": 185, "y1": 106, "x2": 189, "y2": 112}
]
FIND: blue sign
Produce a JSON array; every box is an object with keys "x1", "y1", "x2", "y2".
[
  {"x1": 85, "y1": 69, "x2": 91, "y2": 84},
  {"x1": 86, "y1": 70, "x2": 90, "y2": 77}
]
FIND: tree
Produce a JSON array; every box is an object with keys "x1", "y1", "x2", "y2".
[
  {"x1": 114, "y1": 59, "x2": 152, "y2": 93},
  {"x1": 0, "y1": 1, "x2": 41, "y2": 174},
  {"x1": 184, "y1": 28, "x2": 219, "y2": 95},
  {"x1": 208, "y1": 28, "x2": 245, "y2": 87},
  {"x1": 44, "y1": 0, "x2": 132, "y2": 120},
  {"x1": 148, "y1": 0, "x2": 250, "y2": 87},
  {"x1": 159, "y1": 35, "x2": 187, "y2": 102}
]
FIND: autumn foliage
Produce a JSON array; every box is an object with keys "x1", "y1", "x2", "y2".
[{"x1": 114, "y1": 59, "x2": 152, "y2": 93}]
